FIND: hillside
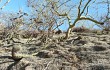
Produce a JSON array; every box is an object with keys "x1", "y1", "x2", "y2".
[{"x1": 0, "y1": 31, "x2": 110, "y2": 70}]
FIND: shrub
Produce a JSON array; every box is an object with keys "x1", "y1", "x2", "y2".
[{"x1": 72, "y1": 26, "x2": 90, "y2": 32}]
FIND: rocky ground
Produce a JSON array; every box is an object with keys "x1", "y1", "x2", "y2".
[{"x1": 0, "y1": 31, "x2": 110, "y2": 70}]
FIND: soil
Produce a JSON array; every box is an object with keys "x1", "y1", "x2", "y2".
[{"x1": 0, "y1": 31, "x2": 110, "y2": 70}]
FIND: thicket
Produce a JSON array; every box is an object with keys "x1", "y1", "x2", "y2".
[{"x1": 0, "y1": 0, "x2": 110, "y2": 42}]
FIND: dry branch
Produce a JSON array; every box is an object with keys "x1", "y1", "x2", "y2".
[{"x1": 0, "y1": 0, "x2": 11, "y2": 10}]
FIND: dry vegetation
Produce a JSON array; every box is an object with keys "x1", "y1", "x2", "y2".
[
  {"x1": 0, "y1": 0, "x2": 110, "y2": 70},
  {"x1": 0, "y1": 0, "x2": 109, "y2": 40}
]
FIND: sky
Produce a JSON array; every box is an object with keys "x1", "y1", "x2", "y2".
[
  {"x1": 0, "y1": 0, "x2": 28, "y2": 12},
  {"x1": 0, "y1": 0, "x2": 108, "y2": 31}
]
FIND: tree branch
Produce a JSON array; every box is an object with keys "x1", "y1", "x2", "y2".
[
  {"x1": 80, "y1": 0, "x2": 91, "y2": 16},
  {"x1": 0, "y1": 0, "x2": 11, "y2": 10},
  {"x1": 79, "y1": 17, "x2": 104, "y2": 25},
  {"x1": 78, "y1": 0, "x2": 82, "y2": 17}
]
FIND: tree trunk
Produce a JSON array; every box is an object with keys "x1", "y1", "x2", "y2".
[
  {"x1": 65, "y1": 27, "x2": 71, "y2": 39},
  {"x1": 65, "y1": 24, "x2": 75, "y2": 39}
]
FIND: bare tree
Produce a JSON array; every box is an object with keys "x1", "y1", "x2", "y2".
[
  {"x1": 27, "y1": 0, "x2": 68, "y2": 36},
  {"x1": 27, "y1": 0, "x2": 106, "y2": 39},
  {"x1": 64, "y1": 0, "x2": 104, "y2": 39}
]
